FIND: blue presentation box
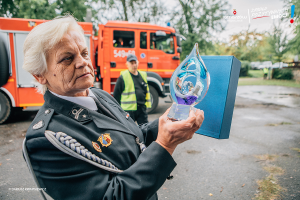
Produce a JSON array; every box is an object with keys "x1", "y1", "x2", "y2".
[{"x1": 194, "y1": 56, "x2": 241, "y2": 139}]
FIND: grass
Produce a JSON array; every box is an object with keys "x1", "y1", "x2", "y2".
[
  {"x1": 291, "y1": 148, "x2": 300, "y2": 153},
  {"x1": 248, "y1": 70, "x2": 264, "y2": 78},
  {"x1": 263, "y1": 166, "x2": 285, "y2": 175},
  {"x1": 239, "y1": 78, "x2": 300, "y2": 88},
  {"x1": 254, "y1": 154, "x2": 279, "y2": 161},
  {"x1": 255, "y1": 175, "x2": 283, "y2": 200},
  {"x1": 239, "y1": 70, "x2": 300, "y2": 88},
  {"x1": 265, "y1": 122, "x2": 292, "y2": 126},
  {"x1": 254, "y1": 154, "x2": 285, "y2": 200}
]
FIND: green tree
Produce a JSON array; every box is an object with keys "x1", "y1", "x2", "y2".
[
  {"x1": 0, "y1": 0, "x2": 92, "y2": 21},
  {"x1": 0, "y1": 0, "x2": 17, "y2": 17},
  {"x1": 14, "y1": 0, "x2": 57, "y2": 19},
  {"x1": 285, "y1": 0, "x2": 300, "y2": 55},
  {"x1": 172, "y1": 0, "x2": 230, "y2": 60},
  {"x1": 95, "y1": 0, "x2": 166, "y2": 24},
  {"x1": 267, "y1": 21, "x2": 290, "y2": 62},
  {"x1": 228, "y1": 30, "x2": 269, "y2": 61}
]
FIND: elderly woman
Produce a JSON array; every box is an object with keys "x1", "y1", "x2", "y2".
[{"x1": 23, "y1": 16, "x2": 204, "y2": 200}]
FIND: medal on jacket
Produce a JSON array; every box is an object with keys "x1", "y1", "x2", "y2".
[
  {"x1": 98, "y1": 133, "x2": 113, "y2": 147},
  {"x1": 92, "y1": 141, "x2": 102, "y2": 152}
]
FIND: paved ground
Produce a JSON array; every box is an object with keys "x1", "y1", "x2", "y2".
[{"x1": 0, "y1": 85, "x2": 299, "y2": 200}]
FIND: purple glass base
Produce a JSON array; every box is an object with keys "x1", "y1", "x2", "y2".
[{"x1": 175, "y1": 94, "x2": 197, "y2": 105}]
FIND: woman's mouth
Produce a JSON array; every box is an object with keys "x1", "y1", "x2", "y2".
[{"x1": 77, "y1": 73, "x2": 91, "y2": 79}]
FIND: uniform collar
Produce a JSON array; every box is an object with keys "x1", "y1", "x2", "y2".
[
  {"x1": 49, "y1": 88, "x2": 98, "y2": 111},
  {"x1": 43, "y1": 89, "x2": 137, "y2": 136},
  {"x1": 44, "y1": 90, "x2": 93, "y2": 123}
]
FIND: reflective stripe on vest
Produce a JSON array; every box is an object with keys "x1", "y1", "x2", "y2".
[{"x1": 120, "y1": 70, "x2": 151, "y2": 110}]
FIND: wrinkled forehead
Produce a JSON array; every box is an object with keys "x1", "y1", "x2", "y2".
[{"x1": 54, "y1": 31, "x2": 87, "y2": 52}]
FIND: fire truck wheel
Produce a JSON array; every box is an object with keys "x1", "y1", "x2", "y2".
[
  {"x1": 0, "y1": 36, "x2": 10, "y2": 87},
  {"x1": 0, "y1": 92, "x2": 12, "y2": 124},
  {"x1": 147, "y1": 85, "x2": 159, "y2": 114}
]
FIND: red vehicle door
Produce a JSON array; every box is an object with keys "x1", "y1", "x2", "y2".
[
  {"x1": 110, "y1": 28, "x2": 147, "y2": 79},
  {"x1": 136, "y1": 30, "x2": 148, "y2": 72},
  {"x1": 146, "y1": 31, "x2": 178, "y2": 78}
]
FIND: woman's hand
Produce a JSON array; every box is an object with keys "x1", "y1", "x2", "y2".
[{"x1": 156, "y1": 107, "x2": 204, "y2": 155}]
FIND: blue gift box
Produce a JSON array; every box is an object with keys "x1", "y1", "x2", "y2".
[{"x1": 194, "y1": 56, "x2": 241, "y2": 139}]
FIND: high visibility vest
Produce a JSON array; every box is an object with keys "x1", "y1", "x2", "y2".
[{"x1": 120, "y1": 70, "x2": 151, "y2": 111}]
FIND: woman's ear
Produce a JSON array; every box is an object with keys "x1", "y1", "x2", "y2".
[{"x1": 33, "y1": 74, "x2": 47, "y2": 85}]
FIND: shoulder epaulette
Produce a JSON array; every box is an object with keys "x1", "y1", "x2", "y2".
[{"x1": 26, "y1": 108, "x2": 54, "y2": 140}]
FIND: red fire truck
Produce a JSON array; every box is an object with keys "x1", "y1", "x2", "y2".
[{"x1": 0, "y1": 17, "x2": 182, "y2": 124}]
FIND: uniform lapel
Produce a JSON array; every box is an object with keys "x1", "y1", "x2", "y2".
[
  {"x1": 93, "y1": 93, "x2": 131, "y2": 128},
  {"x1": 89, "y1": 110, "x2": 135, "y2": 137}
]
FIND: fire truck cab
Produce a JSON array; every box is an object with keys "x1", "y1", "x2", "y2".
[{"x1": 95, "y1": 21, "x2": 182, "y2": 112}]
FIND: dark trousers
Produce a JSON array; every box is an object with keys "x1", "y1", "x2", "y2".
[{"x1": 127, "y1": 104, "x2": 148, "y2": 125}]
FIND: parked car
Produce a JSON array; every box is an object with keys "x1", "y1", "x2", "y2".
[
  {"x1": 258, "y1": 61, "x2": 272, "y2": 69},
  {"x1": 250, "y1": 62, "x2": 261, "y2": 70},
  {"x1": 272, "y1": 62, "x2": 288, "y2": 68}
]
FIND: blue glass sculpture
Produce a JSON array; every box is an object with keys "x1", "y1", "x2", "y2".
[{"x1": 168, "y1": 43, "x2": 210, "y2": 120}]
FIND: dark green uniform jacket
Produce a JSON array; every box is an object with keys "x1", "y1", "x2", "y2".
[{"x1": 25, "y1": 88, "x2": 176, "y2": 200}]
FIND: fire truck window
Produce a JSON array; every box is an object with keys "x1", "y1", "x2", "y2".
[
  {"x1": 150, "y1": 33, "x2": 174, "y2": 54},
  {"x1": 140, "y1": 32, "x2": 147, "y2": 49},
  {"x1": 113, "y1": 31, "x2": 135, "y2": 48}
]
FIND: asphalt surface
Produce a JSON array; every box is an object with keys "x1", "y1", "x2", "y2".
[{"x1": 0, "y1": 85, "x2": 299, "y2": 200}]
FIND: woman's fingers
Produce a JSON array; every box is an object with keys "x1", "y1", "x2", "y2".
[{"x1": 191, "y1": 109, "x2": 204, "y2": 132}]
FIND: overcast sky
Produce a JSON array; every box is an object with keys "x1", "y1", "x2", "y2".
[
  {"x1": 217, "y1": 0, "x2": 294, "y2": 42},
  {"x1": 166, "y1": 0, "x2": 295, "y2": 42}
]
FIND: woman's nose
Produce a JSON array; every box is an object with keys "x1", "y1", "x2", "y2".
[{"x1": 75, "y1": 54, "x2": 89, "y2": 68}]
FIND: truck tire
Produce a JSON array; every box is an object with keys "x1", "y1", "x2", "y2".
[
  {"x1": 0, "y1": 92, "x2": 12, "y2": 124},
  {"x1": 0, "y1": 35, "x2": 10, "y2": 87},
  {"x1": 147, "y1": 85, "x2": 159, "y2": 114}
]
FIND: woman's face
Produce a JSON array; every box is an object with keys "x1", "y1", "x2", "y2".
[{"x1": 35, "y1": 30, "x2": 94, "y2": 96}]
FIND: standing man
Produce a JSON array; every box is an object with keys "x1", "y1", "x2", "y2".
[
  {"x1": 263, "y1": 67, "x2": 269, "y2": 79},
  {"x1": 113, "y1": 54, "x2": 151, "y2": 125}
]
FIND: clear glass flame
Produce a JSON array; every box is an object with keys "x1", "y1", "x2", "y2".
[{"x1": 170, "y1": 43, "x2": 210, "y2": 106}]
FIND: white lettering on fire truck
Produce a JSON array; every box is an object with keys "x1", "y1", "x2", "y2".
[{"x1": 114, "y1": 50, "x2": 135, "y2": 58}]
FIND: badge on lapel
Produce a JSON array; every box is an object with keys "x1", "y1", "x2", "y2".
[
  {"x1": 69, "y1": 106, "x2": 91, "y2": 122},
  {"x1": 98, "y1": 133, "x2": 113, "y2": 147},
  {"x1": 92, "y1": 141, "x2": 102, "y2": 152},
  {"x1": 32, "y1": 120, "x2": 44, "y2": 130}
]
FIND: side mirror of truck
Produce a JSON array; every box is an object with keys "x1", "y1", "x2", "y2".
[
  {"x1": 176, "y1": 35, "x2": 181, "y2": 47},
  {"x1": 177, "y1": 47, "x2": 182, "y2": 53}
]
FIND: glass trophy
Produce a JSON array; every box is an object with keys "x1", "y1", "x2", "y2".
[{"x1": 168, "y1": 43, "x2": 210, "y2": 121}]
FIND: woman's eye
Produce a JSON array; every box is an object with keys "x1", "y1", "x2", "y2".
[
  {"x1": 64, "y1": 57, "x2": 72, "y2": 61},
  {"x1": 82, "y1": 52, "x2": 89, "y2": 57},
  {"x1": 60, "y1": 56, "x2": 73, "y2": 63}
]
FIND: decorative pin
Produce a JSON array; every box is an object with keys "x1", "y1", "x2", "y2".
[
  {"x1": 92, "y1": 141, "x2": 102, "y2": 152},
  {"x1": 71, "y1": 108, "x2": 84, "y2": 120},
  {"x1": 32, "y1": 120, "x2": 44, "y2": 130},
  {"x1": 45, "y1": 110, "x2": 50, "y2": 114},
  {"x1": 98, "y1": 133, "x2": 113, "y2": 147},
  {"x1": 69, "y1": 107, "x2": 90, "y2": 122},
  {"x1": 126, "y1": 113, "x2": 129, "y2": 119}
]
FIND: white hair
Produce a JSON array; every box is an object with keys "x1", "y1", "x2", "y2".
[{"x1": 22, "y1": 15, "x2": 85, "y2": 94}]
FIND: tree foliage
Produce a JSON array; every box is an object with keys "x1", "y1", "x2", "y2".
[
  {"x1": 171, "y1": 0, "x2": 230, "y2": 60},
  {"x1": 0, "y1": 0, "x2": 91, "y2": 21},
  {"x1": 285, "y1": 0, "x2": 300, "y2": 55},
  {"x1": 94, "y1": 0, "x2": 166, "y2": 24},
  {"x1": 229, "y1": 30, "x2": 269, "y2": 61},
  {"x1": 0, "y1": 0, "x2": 17, "y2": 17},
  {"x1": 267, "y1": 21, "x2": 290, "y2": 62}
]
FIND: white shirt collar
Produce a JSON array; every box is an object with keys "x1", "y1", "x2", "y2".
[{"x1": 49, "y1": 88, "x2": 98, "y2": 111}]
